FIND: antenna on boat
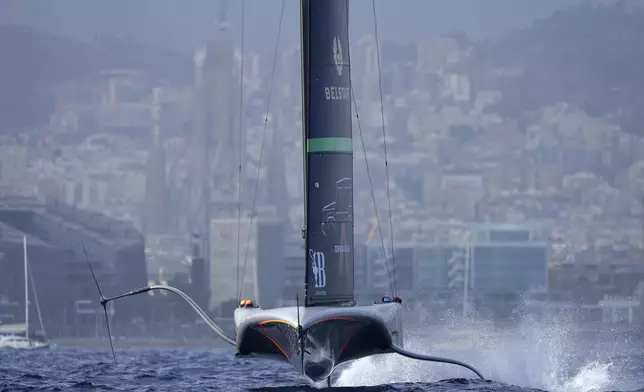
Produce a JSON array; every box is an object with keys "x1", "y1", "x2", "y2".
[{"x1": 81, "y1": 239, "x2": 117, "y2": 365}]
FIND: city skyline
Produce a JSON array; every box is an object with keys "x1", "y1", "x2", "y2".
[{"x1": 1, "y1": 0, "x2": 644, "y2": 341}]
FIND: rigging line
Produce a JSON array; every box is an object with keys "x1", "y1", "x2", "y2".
[
  {"x1": 351, "y1": 87, "x2": 395, "y2": 297},
  {"x1": 345, "y1": 7, "x2": 393, "y2": 297},
  {"x1": 238, "y1": 0, "x2": 286, "y2": 302},
  {"x1": 371, "y1": 0, "x2": 397, "y2": 296},
  {"x1": 27, "y1": 263, "x2": 46, "y2": 338},
  {"x1": 236, "y1": 0, "x2": 246, "y2": 307}
]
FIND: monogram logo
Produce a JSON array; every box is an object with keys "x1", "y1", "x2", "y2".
[
  {"x1": 309, "y1": 249, "x2": 326, "y2": 288},
  {"x1": 333, "y1": 36, "x2": 343, "y2": 77}
]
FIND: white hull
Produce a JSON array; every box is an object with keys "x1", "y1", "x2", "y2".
[{"x1": 0, "y1": 335, "x2": 51, "y2": 350}]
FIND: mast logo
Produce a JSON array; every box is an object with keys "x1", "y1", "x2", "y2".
[
  {"x1": 309, "y1": 249, "x2": 327, "y2": 289},
  {"x1": 333, "y1": 36, "x2": 343, "y2": 76}
]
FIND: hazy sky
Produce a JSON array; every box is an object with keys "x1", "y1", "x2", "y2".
[{"x1": 1, "y1": 0, "x2": 582, "y2": 52}]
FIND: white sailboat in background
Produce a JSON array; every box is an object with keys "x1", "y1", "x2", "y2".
[{"x1": 0, "y1": 236, "x2": 51, "y2": 350}]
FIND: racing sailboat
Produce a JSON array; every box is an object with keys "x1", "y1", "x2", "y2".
[{"x1": 86, "y1": 0, "x2": 484, "y2": 386}]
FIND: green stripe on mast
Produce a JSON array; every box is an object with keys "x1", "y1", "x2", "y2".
[{"x1": 306, "y1": 137, "x2": 352, "y2": 153}]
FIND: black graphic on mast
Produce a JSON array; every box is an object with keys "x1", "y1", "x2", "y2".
[{"x1": 301, "y1": 0, "x2": 354, "y2": 306}]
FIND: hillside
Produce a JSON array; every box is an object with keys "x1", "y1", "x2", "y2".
[
  {"x1": 474, "y1": 0, "x2": 644, "y2": 134},
  {"x1": 0, "y1": 25, "x2": 192, "y2": 134}
]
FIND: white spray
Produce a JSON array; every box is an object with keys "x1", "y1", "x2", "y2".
[{"x1": 336, "y1": 304, "x2": 635, "y2": 392}]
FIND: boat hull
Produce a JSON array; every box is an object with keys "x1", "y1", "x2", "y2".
[
  {"x1": 234, "y1": 303, "x2": 403, "y2": 382},
  {"x1": 0, "y1": 336, "x2": 52, "y2": 350}
]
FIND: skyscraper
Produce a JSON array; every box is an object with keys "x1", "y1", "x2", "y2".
[
  {"x1": 189, "y1": 0, "x2": 241, "y2": 255},
  {"x1": 144, "y1": 87, "x2": 168, "y2": 234}
]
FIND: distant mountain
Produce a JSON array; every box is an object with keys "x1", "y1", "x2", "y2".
[
  {"x1": 0, "y1": 25, "x2": 192, "y2": 134},
  {"x1": 474, "y1": 0, "x2": 644, "y2": 134}
]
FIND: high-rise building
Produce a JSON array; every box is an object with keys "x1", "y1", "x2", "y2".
[
  {"x1": 189, "y1": 233, "x2": 209, "y2": 311},
  {"x1": 414, "y1": 244, "x2": 461, "y2": 293},
  {"x1": 470, "y1": 229, "x2": 548, "y2": 295},
  {"x1": 354, "y1": 243, "x2": 369, "y2": 300},
  {"x1": 209, "y1": 218, "x2": 283, "y2": 313},
  {"x1": 144, "y1": 88, "x2": 167, "y2": 234},
  {"x1": 282, "y1": 235, "x2": 305, "y2": 304},
  {"x1": 268, "y1": 125, "x2": 288, "y2": 224},
  {"x1": 190, "y1": 2, "x2": 241, "y2": 255},
  {"x1": 0, "y1": 146, "x2": 26, "y2": 184},
  {"x1": 392, "y1": 245, "x2": 414, "y2": 293},
  {"x1": 362, "y1": 244, "x2": 393, "y2": 296}
]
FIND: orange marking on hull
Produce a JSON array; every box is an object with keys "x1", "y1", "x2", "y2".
[
  {"x1": 258, "y1": 319, "x2": 295, "y2": 327},
  {"x1": 309, "y1": 317, "x2": 357, "y2": 328}
]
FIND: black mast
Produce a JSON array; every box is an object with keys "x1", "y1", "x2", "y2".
[{"x1": 301, "y1": 0, "x2": 354, "y2": 307}]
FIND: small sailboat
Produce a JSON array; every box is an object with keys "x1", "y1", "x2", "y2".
[
  {"x1": 0, "y1": 237, "x2": 51, "y2": 350},
  {"x1": 84, "y1": 0, "x2": 485, "y2": 386}
]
